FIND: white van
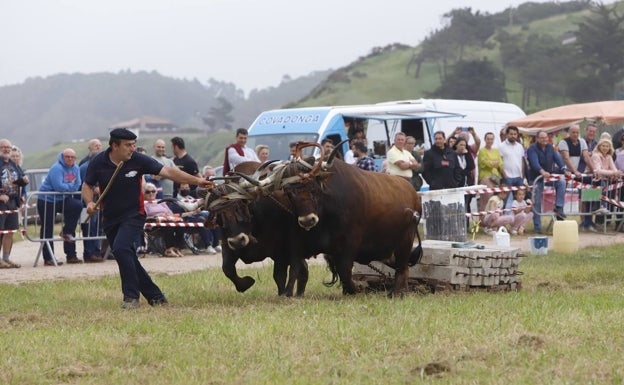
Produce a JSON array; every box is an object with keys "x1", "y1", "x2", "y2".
[
  {"x1": 374, "y1": 99, "x2": 526, "y2": 149},
  {"x1": 246, "y1": 99, "x2": 525, "y2": 169}
]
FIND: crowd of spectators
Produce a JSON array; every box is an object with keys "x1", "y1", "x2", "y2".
[{"x1": 6, "y1": 120, "x2": 624, "y2": 272}]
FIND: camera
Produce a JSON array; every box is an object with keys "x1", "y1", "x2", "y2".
[{"x1": 461, "y1": 126, "x2": 470, "y2": 132}]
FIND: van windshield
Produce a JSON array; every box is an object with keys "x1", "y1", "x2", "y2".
[{"x1": 247, "y1": 133, "x2": 319, "y2": 161}]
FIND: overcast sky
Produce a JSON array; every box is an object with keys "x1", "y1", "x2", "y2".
[{"x1": 0, "y1": 0, "x2": 600, "y2": 94}]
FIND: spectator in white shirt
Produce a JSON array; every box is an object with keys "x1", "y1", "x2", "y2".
[
  {"x1": 499, "y1": 125, "x2": 527, "y2": 209},
  {"x1": 223, "y1": 128, "x2": 259, "y2": 174}
]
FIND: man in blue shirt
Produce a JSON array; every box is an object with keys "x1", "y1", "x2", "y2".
[
  {"x1": 527, "y1": 131, "x2": 572, "y2": 233},
  {"x1": 82, "y1": 128, "x2": 213, "y2": 309}
]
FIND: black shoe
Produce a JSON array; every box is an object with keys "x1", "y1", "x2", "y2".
[
  {"x1": 148, "y1": 296, "x2": 168, "y2": 306},
  {"x1": 121, "y1": 298, "x2": 140, "y2": 309},
  {"x1": 84, "y1": 255, "x2": 105, "y2": 263},
  {"x1": 44, "y1": 260, "x2": 64, "y2": 266},
  {"x1": 66, "y1": 256, "x2": 83, "y2": 264},
  {"x1": 554, "y1": 207, "x2": 567, "y2": 221}
]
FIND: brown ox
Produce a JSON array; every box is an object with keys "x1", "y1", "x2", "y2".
[
  {"x1": 277, "y1": 144, "x2": 422, "y2": 296},
  {"x1": 204, "y1": 161, "x2": 309, "y2": 296}
]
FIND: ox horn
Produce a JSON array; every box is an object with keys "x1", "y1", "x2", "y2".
[
  {"x1": 232, "y1": 172, "x2": 261, "y2": 186},
  {"x1": 257, "y1": 159, "x2": 280, "y2": 173},
  {"x1": 293, "y1": 141, "x2": 308, "y2": 159},
  {"x1": 209, "y1": 176, "x2": 241, "y2": 182},
  {"x1": 235, "y1": 159, "x2": 281, "y2": 189},
  {"x1": 249, "y1": 159, "x2": 280, "y2": 180},
  {"x1": 295, "y1": 142, "x2": 324, "y2": 177},
  {"x1": 326, "y1": 138, "x2": 350, "y2": 167}
]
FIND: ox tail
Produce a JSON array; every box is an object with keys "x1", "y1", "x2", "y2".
[
  {"x1": 322, "y1": 254, "x2": 339, "y2": 287},
  {"x1": 408, "y1": 209, "x2": 423, "y2": 267}
]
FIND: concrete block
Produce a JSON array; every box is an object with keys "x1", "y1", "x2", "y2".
[{"x1": 411, "y1": 264, "x2": 470, "y2": 285}]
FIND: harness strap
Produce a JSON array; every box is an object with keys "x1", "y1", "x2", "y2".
[{"x1": 268, "y1": 194, "x2": 293, "y2": 215}]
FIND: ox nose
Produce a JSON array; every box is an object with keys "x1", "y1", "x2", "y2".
[
  {"x1": 297, "y1": 214, "x2": 319, "y2": 230},
  {"x1": 227, "y1": 233, "x2": 249, "y2": 250}
]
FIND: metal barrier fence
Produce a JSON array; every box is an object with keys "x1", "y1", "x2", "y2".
[
  {"x1": 22, "y1": 191, "x2": 207, "y2": 267},
  {"x1": 532, "y1": 174, "x2": 624, "y2": 233},
  {"x1": 23, "y1": 191, "x2": 106, "y2": 267},
  {"x1": 464, "y1": 175, "x2": 624, "y2": 235}
]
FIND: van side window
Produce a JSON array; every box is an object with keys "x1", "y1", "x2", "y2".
[
  {"x1": 402, "y1": 120, "x2": 426, "y2": 143},
  {"x1": 345, "y1": 118, "x2": 368, "y2": 140}
]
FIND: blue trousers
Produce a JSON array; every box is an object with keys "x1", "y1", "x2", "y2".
[
  {"x1": 104, "y1": 215, "x2": 164, "y2": 301},
  {"x1": 532, "y1": 178, "x2": 566, "y2": 231},
  {"x1": 37, "y1": 197, "x2": 82, "y2": 262}
]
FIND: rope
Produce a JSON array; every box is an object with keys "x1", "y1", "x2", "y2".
[{"x1": 267, "y1": 194, "x2": 293, "y2": 215}]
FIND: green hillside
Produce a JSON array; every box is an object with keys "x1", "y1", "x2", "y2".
[{"x1": 296, "y1": 1, "x2": 624, "y2": 113}]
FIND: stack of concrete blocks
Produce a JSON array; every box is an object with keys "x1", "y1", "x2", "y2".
[{"x1": 353, "y1": 240, "x2": 523, "y2": 291}]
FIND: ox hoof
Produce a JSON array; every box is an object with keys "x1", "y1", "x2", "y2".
[{"x1": 236, "y1": 276, "x2": 256, "y2": 293}]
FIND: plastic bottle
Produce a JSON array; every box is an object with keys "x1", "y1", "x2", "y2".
[{"x1": 419, "y1": 175, "x2": 429, "y2": 192}]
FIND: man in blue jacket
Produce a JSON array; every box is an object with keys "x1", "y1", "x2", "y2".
[
  {"x1": 527, "y1": 131, "x2": 572, "y2": 233},
  {"x1": 37, "y1": 148, "x2": 83, "y2": 265}
]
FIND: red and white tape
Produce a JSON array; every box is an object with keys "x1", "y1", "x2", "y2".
[
  {"x1": 144, "y1": 222, "x2": 205, "y2": 229},
  {"x1": 601, "y1": 196, "x2": 624, "y2": 210},
  {"x1": 464, "y1": 185, "x2": 529, "y2": 195}
]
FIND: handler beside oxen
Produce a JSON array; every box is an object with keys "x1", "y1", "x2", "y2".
[{"x1": 82, "y1": 128, "x2": 212, "y2": 309}]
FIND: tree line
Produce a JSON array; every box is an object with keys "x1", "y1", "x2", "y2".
[{"x1": 407, "y1": 1, "x2": 624, "y2": 110}]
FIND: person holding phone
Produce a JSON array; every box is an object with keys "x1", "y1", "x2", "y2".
[{"x1": 453, "y1": 126, "x2": 481, "y2": 158}]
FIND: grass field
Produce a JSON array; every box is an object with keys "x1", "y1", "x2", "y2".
[{"x1": 1, "y1": 243, "x2": 624, "y2": 385}]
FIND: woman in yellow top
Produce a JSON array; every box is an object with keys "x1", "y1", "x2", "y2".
[{"x1": 477, "y1": 132, "x2": 504, "y2": 211}]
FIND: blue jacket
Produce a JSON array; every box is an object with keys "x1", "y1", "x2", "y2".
[
  {"x1": 526, "y1": 142, "x2": 565, "y2": 181},
  {"x1": 38, "y1": 152, "x2": 82, "y2": 202}
]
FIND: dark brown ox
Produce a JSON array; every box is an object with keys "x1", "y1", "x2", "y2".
[
  {"x1": 204, "y1": 161, "x2": 309, "y2": 296},
  {"x1": 277, "y1": 143, "x2": 422, "y2": 296}
]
